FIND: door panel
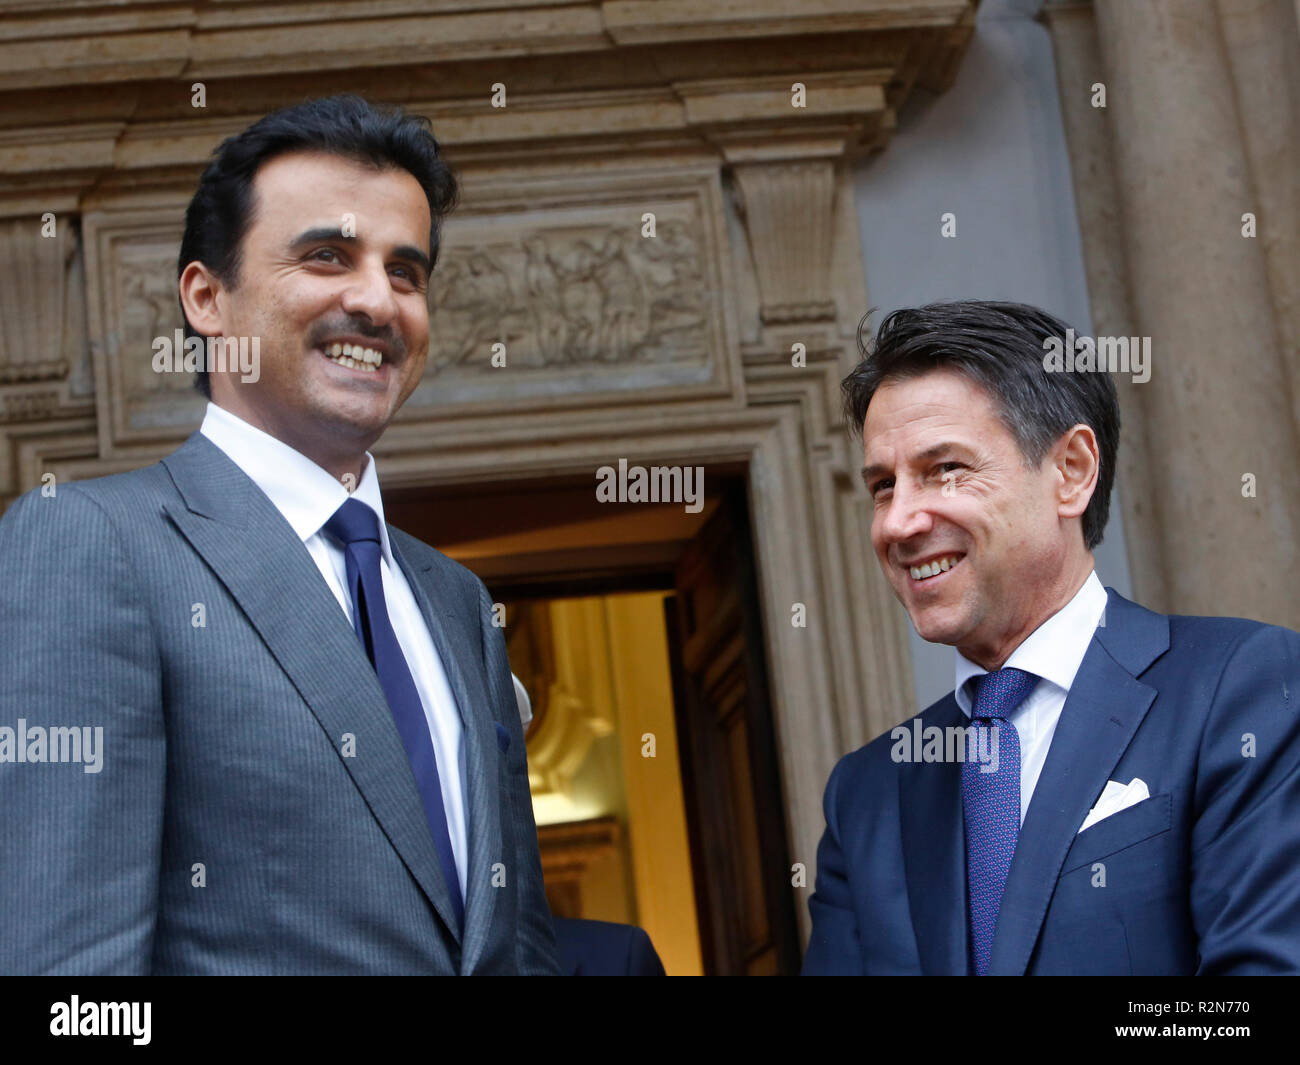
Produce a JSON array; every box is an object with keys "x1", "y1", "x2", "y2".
[{"x1": 668, "y1": 485, "x2": 801, "y2": 975}]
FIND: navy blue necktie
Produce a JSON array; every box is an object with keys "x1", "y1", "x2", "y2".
[
  {"x1": 325, "y1": 497, "x2": 464, "y2": 931},
  {"x1": 962, "y1": 666, "x2": 1038, "y2": 975}
]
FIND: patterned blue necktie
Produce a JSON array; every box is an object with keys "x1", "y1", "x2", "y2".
[
  {"x1": 325, "y1": 497, "x2": 464, "y2": 931},
  {"x1": 962, "y1": 666, "x2": 1038, "y2": 976}
]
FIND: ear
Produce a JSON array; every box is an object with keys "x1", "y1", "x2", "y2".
[
  {"x1": 178, "y1": 261, "x2": 227, "y2": 338},
  {"x1": 1053, "y1": 423, "x2": 1099, "y2": 521}
]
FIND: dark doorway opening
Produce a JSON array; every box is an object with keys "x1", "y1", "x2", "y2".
[{"x1": 385, "y1": 469, "x2": 802, "y2": 975}]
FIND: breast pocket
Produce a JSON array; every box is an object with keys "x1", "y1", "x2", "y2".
[{"x1": 1061, "y1": 792, "x2": 1173, "y2": 874}]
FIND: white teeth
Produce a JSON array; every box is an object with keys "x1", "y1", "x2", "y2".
[
  {"x1": 323, "y1": 343, "x2": 384, "y2": 371},
  {"x1": 909, "y1": 555, "x2": 961, "y2": 581}
]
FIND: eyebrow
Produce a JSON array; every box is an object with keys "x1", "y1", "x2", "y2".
[
  {"x1": 861, "y1": 441, "x2": 972, "y2": 488},
  {"x1": 288, "y1": 226, "x2": 431, "y2": 280}
]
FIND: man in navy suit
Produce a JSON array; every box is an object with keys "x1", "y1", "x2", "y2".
[{"x1": 803, "y1": 300, "x2": 1300, "y2": 975}]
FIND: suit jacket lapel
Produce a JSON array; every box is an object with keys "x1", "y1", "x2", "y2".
[
  {"x1": 900, "y1": 696, "x2": 971, "y2": 975},
  {"x1": 388, "y1": 530, "x2": 502, "y2": 975},
  {"x1": 986, "y1": 589, "x2": 1168, "y2": 975},
  {"x1": 160, "y1": 433, "x2": 464, "y2": 944}
]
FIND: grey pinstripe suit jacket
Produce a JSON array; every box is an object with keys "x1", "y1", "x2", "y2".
[{"x1": 0, "y1": 431, "x2": 559, "y2": 974}]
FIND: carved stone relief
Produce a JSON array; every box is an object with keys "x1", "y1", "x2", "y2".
[
  {"x1": 0, "y1": 217, "x2": 94, "y2": 436},
  {"x1": 82, "y1": 208, "x2": 204, "y2": 445},
  {"x1": 409, "y1": 185, "x2": 736, "y2": 412},
  {"x1": 80, "y1": 175, "x2": 741, "y2": 450},
  {"x1": 430, "y1": 221, "x2": 707, "y2": 374},
  {"x1": 118, "y1": 243, "x2": 189, "y2": 398}
]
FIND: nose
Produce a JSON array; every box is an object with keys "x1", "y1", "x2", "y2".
[
  {"x1": 874, "y1": 480, "x2": 934, "y2": 549},
  {"x1": 339, "y1": 255, "x2": 400, "y2": 329}
]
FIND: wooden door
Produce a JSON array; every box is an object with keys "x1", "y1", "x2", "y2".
[{"x1": 666, "y1": 485, "x2": 801, "y2": 975}]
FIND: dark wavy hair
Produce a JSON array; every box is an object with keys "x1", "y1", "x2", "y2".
[
  {"x1": 177, "y1": 94, "x2": 458, "y2": 398},
  {"x1": 842, "y1": 299, "x2": 1119, "y2": 550}
]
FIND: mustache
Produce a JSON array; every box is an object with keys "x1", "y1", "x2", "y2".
[{"x1": 311, "y1": 320, "x2": 404, "y2": 357}]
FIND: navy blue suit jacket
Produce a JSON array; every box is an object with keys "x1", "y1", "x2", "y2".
[
  {"x1": 553, "y1": 918, "x2": 666, "y2": 976},
  {"x1": 803, "y1": 590, "x2": 1300, "y2": 975}
]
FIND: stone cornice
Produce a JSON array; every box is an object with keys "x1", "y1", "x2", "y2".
[
  {"x1": 0, "y1": 0, "x2": 976, "y2": 214},
  {"x1": 1, "y1": 2, "x2": 971, "y2": 87}
]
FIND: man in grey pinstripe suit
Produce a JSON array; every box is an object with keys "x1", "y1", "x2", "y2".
[{"x1": 0, "y1": 95, "x2": 559, "y2": 974}]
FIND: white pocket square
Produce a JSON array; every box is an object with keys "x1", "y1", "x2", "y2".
[{"x1": 1077, "y1": 777, "x2": 1150, "y2": 834}]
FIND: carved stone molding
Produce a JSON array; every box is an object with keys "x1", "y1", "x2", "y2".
[
  {"x1": 0, "y1": 217, "x2": 71, "y2": 384},
  {"x1": 0, "y1": 2, "x2": 974, "y2": 91},
  {"x1": 0, "y1": 2, "x2": 975, "y2": 217},
  {"x1": 75, "y1": 165, "x2": 744, "y2": 457},
  {"x1": 80, "y1": 198, "x2": 200, "y2": 453},
  {"x1": 0, "y1": 418, "x2": 96, "y2": 506},
  {"x1": 412, "y1": 165, "x2": 742, "y2": 419},
  {"x1": 0, "y1": 213, "x2": 95, "y2": 495},
  {"x1": 730, "y1": 160, "x2": 839, "y2": 326}
]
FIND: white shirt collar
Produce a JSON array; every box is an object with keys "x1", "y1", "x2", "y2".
[
  {"x1": 954, "y1": 569, "x2": 1108, "y2": 716},
  {"x1": 198, "y1": 401, "x2": 393, "y2": 564}
]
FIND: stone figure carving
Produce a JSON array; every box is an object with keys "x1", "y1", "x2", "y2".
[
  {"x1": 121, "y1": 253, "x2": 187, "y2": 394},
  {"x1": 428, "y1": 220, "x2": 708, "y2": 375}
]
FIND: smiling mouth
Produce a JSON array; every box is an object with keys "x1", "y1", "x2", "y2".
[
  {"x1": 317, "y1": 342, "x2": 390, "y2": 376},
  {"x1": 905, "y1": 553, "x2": 964, "y2": 583}
]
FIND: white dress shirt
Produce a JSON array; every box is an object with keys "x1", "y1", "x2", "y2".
[
  {"x1": 199, "y1": 402, "x2": 468, "y2": 897},
  {"x1": 954, "y1": 570, "x2": 1108, "y2": 825}
]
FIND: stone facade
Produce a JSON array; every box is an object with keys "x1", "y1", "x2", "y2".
[
  {"x1": 0, "y1": 0, "x2": 979, "y2": 938},
  {"x1": 1044, "y1": 0, "x2": 1300, "y2": 632},
  {"x1": 4, "y1": 0, "x2": 1296, "y2": 946}
]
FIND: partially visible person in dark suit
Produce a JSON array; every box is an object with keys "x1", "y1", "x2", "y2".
[
  {"x1": 509, "y1": 674, "x2": 665, "y2": 978},
  {"x1": 803, "y1": 300, "x2": 1300, "y2": 975},
  {"x1": 553, "y1": 918, "x2": 666, "y2": 976}
]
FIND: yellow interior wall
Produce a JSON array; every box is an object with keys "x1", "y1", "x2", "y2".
[
  {"x1": 525, "y1": 590, "x2": 703, "y2": 975},
  {"x1": 604, "y1": 592, "x2": 704, "y2": 977}
]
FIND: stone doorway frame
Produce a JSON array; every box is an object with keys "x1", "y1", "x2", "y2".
[{"x1": 368, "y1": 358, "x2": 916, "y2": 940}]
